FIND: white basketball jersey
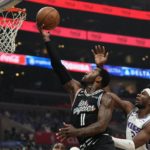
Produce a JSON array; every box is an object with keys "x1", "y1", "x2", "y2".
[{"x1": 126, "y1": 107, "x2": 150, "y2": 150}]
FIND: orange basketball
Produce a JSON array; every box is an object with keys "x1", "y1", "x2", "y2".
[{"x1": 36, "y1": 7, "x2": 60, "y2": 30}]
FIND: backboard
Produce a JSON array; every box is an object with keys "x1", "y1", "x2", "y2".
[{"x1": 0, "y1": 0, "x2": 23, "y2": 12}]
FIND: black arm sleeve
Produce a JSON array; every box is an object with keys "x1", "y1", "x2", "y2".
[{"x1": 45, "y1": 41, "x2": 72, "y2": 85}]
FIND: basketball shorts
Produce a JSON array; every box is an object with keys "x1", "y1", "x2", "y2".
[{"x1": 80, "y1": 135, "x2": 116, "y2": 150}]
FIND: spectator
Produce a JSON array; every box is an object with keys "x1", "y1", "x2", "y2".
[
  {"x1": 51, "y1": 142, "x2": 65, "y2": 150},
  {"x1": 70, "y1": 147, "x2": 80, "y2": 150}
]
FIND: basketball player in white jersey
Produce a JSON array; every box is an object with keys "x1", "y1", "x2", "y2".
[
  {"x1": 87, "y1": 42, "x2": 150, "y2": 150},
  {"x1": 110, "y1": 88, "x2": 150, "y2": 150},
  {"x1": 88, "y1": 46, "x2": 150, "y2": 150}
]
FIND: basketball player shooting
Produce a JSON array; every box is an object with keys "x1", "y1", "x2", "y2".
[
  {"x1": 36, "y1": 6, "x2": 150, "y2": 149},
  {"x1": 37, "y1": 24, "x2": 116, "y2": 150}
]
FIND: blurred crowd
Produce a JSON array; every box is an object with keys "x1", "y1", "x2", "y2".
[
  {"x1": 0, "y1": 103, "x2": 126, "y2": 150},
  {"x1": 0, "y1": 79, "x2": 141, "y2": 149},
  {"x1": 1, "y1": 109, "x2": 70, "y2": 133}
]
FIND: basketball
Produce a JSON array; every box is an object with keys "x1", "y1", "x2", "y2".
[{"x1": 36, "y1": 7, "x2": 60, "y2": 30}]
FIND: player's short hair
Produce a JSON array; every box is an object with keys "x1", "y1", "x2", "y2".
[{"x1": 98, "y1": 67, "x2": 110, "y2": 88}]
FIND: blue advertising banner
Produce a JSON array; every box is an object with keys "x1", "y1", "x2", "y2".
[{"x1": 26, "y1": 56, "x2": 52, "y2": 69}]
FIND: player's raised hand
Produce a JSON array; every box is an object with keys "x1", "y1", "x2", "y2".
[
  {"x1": 92, "y1": 45, "x2": 109, "y2": 67},
  {"x1": 37, "y1": 23, "x2": 51, "y2": 42}
]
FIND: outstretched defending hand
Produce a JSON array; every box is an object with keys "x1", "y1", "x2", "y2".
[
  {"x1": 37, "y1": 23, "x2": 51, "y2": 42},
  {"x1": 92, "y1": 45, "x2": 109, "y2": 67}
]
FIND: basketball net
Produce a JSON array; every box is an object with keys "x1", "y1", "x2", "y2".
[{"x1": 0, "y1": 8, "x2": 26, "y2": 53}]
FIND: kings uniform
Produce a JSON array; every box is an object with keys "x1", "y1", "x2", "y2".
[
  {"x1": 70, "y1": 88, "x2": 115, "y2": 150},
  {"x1": 126, "y1": 107, "x2": 150, "y2": 150}
]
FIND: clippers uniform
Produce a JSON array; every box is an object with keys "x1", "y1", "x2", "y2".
[
  {"x1": 126, "y1": 107, "x2": 150, "y2": 150},
  {"x1": 71, "y1": 88, "x2": 115, "y2": 150}
]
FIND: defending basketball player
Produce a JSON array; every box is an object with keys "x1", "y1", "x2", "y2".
[
  {"x1": 90, "y1": 46, "x2": 150, "y2": 150},
  {"x1": 37, "y1": 25, "x2": 116, "y2": 150},
  {"x1": 89, "y1": 47, "x2": 150, "y2": 149},
  {"x1": 110, "y1": 89, "x2": 150, "y2": 150}
]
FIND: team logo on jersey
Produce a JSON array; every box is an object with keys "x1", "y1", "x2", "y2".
[
  {"x1": 73, "y1": 100, "x2": 96, "y2": 115},
  {"x1": 127, "y1": 121, "x2": 141, "y2": 133}
]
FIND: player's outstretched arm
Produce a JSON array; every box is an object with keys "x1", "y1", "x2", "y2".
[
  {"x1": 92, "y1": 45, "x2": 109, "y2": 67},
  {"x1": 108, "y1": 92, "x2": 133, "y2": 115},
  {"x1": 37, "y1": 25, "x2": 81, "y2": 102},
  {"x1": 112, "y1": 124, "x2": 150, "y2": 150}
]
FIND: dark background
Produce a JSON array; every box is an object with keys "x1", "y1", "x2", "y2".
[{"x1": 0, "y1": 0, "x2": 150, "y2": 106}]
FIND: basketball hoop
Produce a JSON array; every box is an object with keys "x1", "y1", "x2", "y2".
[{"x1": 0, "y1": 7, "x2": 26, "y2": 53}]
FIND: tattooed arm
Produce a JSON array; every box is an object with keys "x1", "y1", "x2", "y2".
[
  {"x1": 76, "y1": 93, "x2": 114, "y2": 136},
  {"x1": 58, "y1": 93, "x2": 114, "y2": 138}
]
